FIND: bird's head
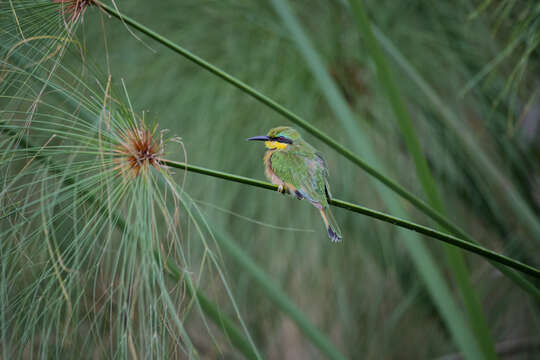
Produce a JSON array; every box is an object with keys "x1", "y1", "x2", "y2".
[{"x1": 247, "y1": 126, "x2": 301, "y2": 150}]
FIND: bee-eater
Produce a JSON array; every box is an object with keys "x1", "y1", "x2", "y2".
[{"x1": 247, "y1": 126, "x2": 342, "y2": 242}]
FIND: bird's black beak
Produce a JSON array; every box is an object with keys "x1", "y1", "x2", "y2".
[{"x1": 246, "y1": 135, "x2": 270, "y2": 142}]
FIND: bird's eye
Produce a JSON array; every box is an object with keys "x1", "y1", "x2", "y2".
[{"x1": 275, "y1": 136, "x2": 293, "y2": 144}]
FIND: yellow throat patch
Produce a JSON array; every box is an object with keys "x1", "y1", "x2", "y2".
[{"x1": 264, "y1": 141, "x2": 288, "y2": 150}]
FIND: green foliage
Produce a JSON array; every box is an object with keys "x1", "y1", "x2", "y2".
[
  {"x1": 0, "y1": 16, "x2": 256, "y2": 356},
  {"x1": 1, "y1": 0, "x2": 540, "y2": 359}
]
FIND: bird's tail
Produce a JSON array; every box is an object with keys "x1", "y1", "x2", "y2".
[{"x1": 319, "y1": 207, "x2": 342, "y2": 242}]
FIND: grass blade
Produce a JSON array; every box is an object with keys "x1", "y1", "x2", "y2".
[
  {"x1": 212, "y1": 228, "x2": 347, "y2": 360},
  {"x1": 346, "y1": 1, "x2": 497, "y2": 358},
  {"x1": 163, "y1": 254, "x2": 261, "y2": 360},
  {"x1": 367, "y1": 22, "x2": 540, "y2": 307},
  {"x1": 371, "y1": 24, "x2": 540, "y2": 243}
]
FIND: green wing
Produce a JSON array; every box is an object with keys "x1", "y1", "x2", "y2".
[{"x1": 270, "y1": 150, "x2": 329, "y2": 206}]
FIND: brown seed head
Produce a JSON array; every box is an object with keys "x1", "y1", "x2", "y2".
[
  {"x1": 53, "y1": 0, "x2": 94, "y2": 23},
  {"x1": 113, "y1": 123, "x2": 163, "y2": 178}
]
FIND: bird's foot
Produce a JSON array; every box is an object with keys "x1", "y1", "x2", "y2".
[
  {"x1": 328, "y1": 227, "x2": 342, "y2": 242},
  {"x1": 277, "y1": 184, "x2": 285, "y2": 194}
]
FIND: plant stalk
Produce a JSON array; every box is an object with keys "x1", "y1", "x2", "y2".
[{"x1": 163, "y1": 159, "x2": 540, "y2": 281}]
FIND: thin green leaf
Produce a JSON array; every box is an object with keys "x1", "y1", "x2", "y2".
[
  {"x1": 211, "y1": 227, "x2": 347, "y2": 360},
  {"x1": 346, "y1": 1, "x2": 496, "y2": 358}
]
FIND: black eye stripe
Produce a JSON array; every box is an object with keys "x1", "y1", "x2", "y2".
[{"x1": 270, "y1": 136, "x2": 293, "y2": 144}]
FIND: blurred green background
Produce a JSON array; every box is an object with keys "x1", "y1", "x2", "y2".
[{"x1": 2, "y1": 0, "x2": 540, "y2": 358}]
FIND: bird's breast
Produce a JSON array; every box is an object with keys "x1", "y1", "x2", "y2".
[
  {"x1": 263, "y1": 150, "x2": 274, "y2": 179},
  {"x1": 263, "y1": 150, "x2": 284, "y2": 186}
]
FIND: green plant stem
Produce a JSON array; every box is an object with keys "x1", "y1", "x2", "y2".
[
  {"x1": 96, "y1": 1, "x2": 540, "y2": 297},
  {"x1": 346, "y1": 1, "x2": 496, "y2": 358},
  {"x1": 163, "y1": 159, "x2": 540, "y2": 281},
  {"x1": 175, "y1": 202, "x2": 347, "y2": 360},
  {"x1": 213, "y1": 228, "x2": 347, "y2": 360},
  {"x1": 161, "y1": 254, "x2": 260, "y2": 360}
]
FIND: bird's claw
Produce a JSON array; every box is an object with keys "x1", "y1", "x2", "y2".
[{"x1": 277, "y1": 184, "x2": 285, "y2": 194}]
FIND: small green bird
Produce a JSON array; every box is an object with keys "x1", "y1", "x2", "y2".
[{"x1": 248, "y1": 126, "x2": 342, "y2": 242}]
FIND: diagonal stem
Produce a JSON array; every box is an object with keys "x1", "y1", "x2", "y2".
[
  {"x1": 94, "y1": 2, "x2": 540, "y2": 298},
  {"x1": 162, "y1": 159, "x2": 540, "y2": 281},
  {"x1": 94, "y1": 1, "x2": 462, "y2": 247}
]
